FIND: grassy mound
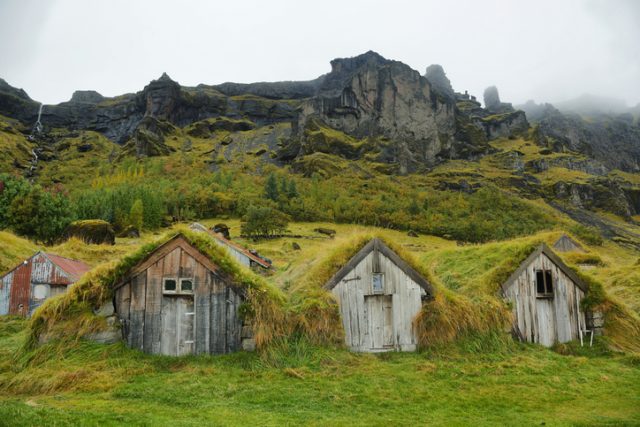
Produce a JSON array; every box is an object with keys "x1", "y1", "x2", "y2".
[
  {"x1": 289, "y1": 233, "x2": 512, "y2": 348},
  {"x1": 0, "y1": 230, "x2": 38, "y2": 273},
  {"x1": 65, "y1": 219, "x2": 115, "y2": 245},
  {"x1": 26, "y1": 227, "x2": 288, "y2": 352},
  {"x1": 422, "y1": 231, "x2": 640, "y2": 352}
]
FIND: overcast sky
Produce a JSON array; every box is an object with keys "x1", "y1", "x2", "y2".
[{"x1": 0, "y1": 0, "x2": 638, "y2": 106}]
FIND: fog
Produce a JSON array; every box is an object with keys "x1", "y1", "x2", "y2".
[{"x1": 0, "y1": 0, "x2": 638, "y2": 107}]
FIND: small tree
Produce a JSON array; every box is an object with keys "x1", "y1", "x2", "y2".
[
  {"x1": 286, "y1": 179, "x2": 299, "y2": 199},
  {"x1": 9, "y1": 185, "x2": 73, "y2": 244},
  {"x1": 264, "y1": 173, "x2": 279, "y2": 201},
  {"x1": 408, "y1": 198, "x2": 421, "y2": 216},
  {"x1": 0, "y1": 173, "x2": 30, "y2": 229},
  {"x1": 129, "y1": 199, "x2": 144, "y2": 231},
  {"x1": 241, "y1": 205, "x2": 290, "y2": 237}
]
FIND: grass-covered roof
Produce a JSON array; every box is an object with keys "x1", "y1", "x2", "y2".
[{"x1": 27, "y1": 228, "x2": 287, "y2": 350}]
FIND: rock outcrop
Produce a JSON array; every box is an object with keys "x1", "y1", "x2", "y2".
[
  {"x1": 521, "y1": 101, "x2": 640, "y2": 172},
  {"x1": 483, "y1": 86, "x2": 515, "y2": 113},
  {"x1": 280, "y1": 51, "x2": 466, "y2": 173},
  {"x1": 425, "y1": 64, "x2": 455, "y2": 100},
  {"x1": 0, "y1": 53, "x2": 567, "y2": 169}
]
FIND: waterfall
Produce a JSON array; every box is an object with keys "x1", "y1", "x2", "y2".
[{"x1": 34, "y1": 103, "x2": 43, "y2": 134}]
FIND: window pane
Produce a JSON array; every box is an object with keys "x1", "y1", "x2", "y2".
[
  {"x1": 164, "y1": 279, "x2": 177, "y2": 292},
  {"x1": 372, "y1": 273, "x2": 384, "y2": 293},
  {"x1": 181, "y1": 279, "x2": 193, "y2": 292},
  {"x1": 544, "y1": 271, "x2": 553, "y2": 294},
  {"x1": 536, "y1": 271, "x2": 545, "y2": 294}
]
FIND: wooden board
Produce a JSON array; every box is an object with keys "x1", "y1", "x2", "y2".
[
  {"x1": 129, "y1": 271, "x2": 147, "y2": 350},
  {"x1": 144, "y1": 258, "x2": 164, "y2": 354}
]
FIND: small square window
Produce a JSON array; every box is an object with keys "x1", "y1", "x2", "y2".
[
  {"x1": 372, "y1": 273, "x2": 384, "y2": 294},
  {"x1": 535, "y1": 270, "x2": 553, "y2": 297},
  {"x1": 164, "y1": 278, "x2": 177, "y2": 293},
  {"x1": 180, "y1": 279, "x2": 193, "y2": 293}
]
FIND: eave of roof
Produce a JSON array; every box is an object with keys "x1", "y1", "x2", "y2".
[
  {"x1": 323, "y1": 238, "x2": 434, "y2": 296},
  {"x1": 500, "y1": 243, "x2": 588, "y2": 294}
]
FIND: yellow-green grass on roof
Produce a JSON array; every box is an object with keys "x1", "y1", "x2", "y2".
[
  {"x1": 290, "y1": 232, "x2": 512, "y2": 348},
  {"x1": 27, "y1": 227, "x2": 287, "y2": 352}
]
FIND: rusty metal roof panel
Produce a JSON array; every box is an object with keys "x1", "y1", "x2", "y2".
[{"x1": 44, "y1": 253, "x2": 91, "y2": 282}]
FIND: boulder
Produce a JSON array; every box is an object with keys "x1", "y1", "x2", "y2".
[
  {"x1": 117, "y1": 226, "x2": 140, "y2": 238},
  {"x1": 314, "y1": 227, "x2": 336, "y2": 237},
  {"x1": 213, "y1": 223, "x2": 231, "y2": 239}
]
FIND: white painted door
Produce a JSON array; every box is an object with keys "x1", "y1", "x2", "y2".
[
  {"x1": 535, "y1": 298, "x2": 556, "y2": 347},
  {"x1": 366, "y1": 295, "x2": 394, "y2": 350},
  {"x1": 161, "y1": 296, "x2": 195, "y2": 356}
]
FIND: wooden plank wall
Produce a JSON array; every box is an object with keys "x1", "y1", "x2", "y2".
[
  {"x1": 0, "y1": 272, "x2": 13, "y2": 315},
  {"x1": 504, "y1": 252, "x2": 586, "y2": 347},
  {"x1": 331, "y1": 250, "x2": 426, "y2": 352},
  {"x1": 114, "y1": 243, "x2": 244, "y2": 356}
]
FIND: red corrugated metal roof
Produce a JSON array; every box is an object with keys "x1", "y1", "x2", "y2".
[
  {"x1": 44, "y1": 253, "x2": 91, "y2": 281},
  {"x1": 208, "y1": 231, "x2": 272, "y2": 269}
]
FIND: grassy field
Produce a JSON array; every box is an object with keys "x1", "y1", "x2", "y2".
[
  {"x1": 0, "y1": 318, "x2": 639, "y2": 426},
  {"x1": 1, "y1": 222, "x2": 640, "y2": 425}
]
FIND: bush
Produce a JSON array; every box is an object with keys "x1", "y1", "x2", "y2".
[
  {"x1": 241, "y1": 205, "x2": 290, "y2": 237},
  {"x1": 9, "y1": 185, "x2": 74, "y2": 244}
]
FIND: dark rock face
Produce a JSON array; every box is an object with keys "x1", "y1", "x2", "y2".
[
  {"x1": 525, "y1": 156, "x2": 609, "y2": 176},
  {"x1": 425, "y1": 64, "x2": 455, "y2": 100},
  {"x1": 70, "y1": 90, "x2": 105, "y2": 104},
  {"x1": 480, "y1": 111, "x2": 529, "y2": 140},
  {"x1": 550, "y1": 179, "x2": 640, "y2": 218},
  {"x1": 213, "y1": 78, "x2": 323, "y2": 100},
  {"x1": 521, "y1": 101, "x2": 640, "y2": 172},
  {"x1": 119, "y1": 116, "x2": 176, "y2": 158},
  {"x1": 483, "y1": 86, "x2": 515, "y2": 113},
  {"x1": 282, "y1": 51, "x2": 463, "y2": 173},
  {"x1": 0, "y1": 74, "x2": 296, "y2": 149}
]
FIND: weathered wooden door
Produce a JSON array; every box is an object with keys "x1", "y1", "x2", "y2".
[
  {"x1": 535, "y1": 298, "x2": 556, "y2": 347},
  {"x1": 366, "y1": 295, "x2": 394, "y2": 350},
  {"x1": 161, "y1": 296, "x2": 195, "y2": 356}
]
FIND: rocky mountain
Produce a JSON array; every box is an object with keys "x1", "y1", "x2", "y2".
[
  {"x1": 0, "y1": 51, "x2": 530, "y2": 172},
  {"x1": 519, "y1": 100, "x2": 640, "y2": 172}
]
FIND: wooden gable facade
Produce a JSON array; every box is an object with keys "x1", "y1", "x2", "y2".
[
  {"x1": 0, "y1": 252, "x2": 90, "y2": 317},
  {"x1": 324, "y1": 239, "x2": 434, "y2": 353},
  {"x1": 113, "y1": 235, "x2": 245, "y2": 356},
  {"x1": 502, "y1": 244, "x2": 588, "y2": 347}
]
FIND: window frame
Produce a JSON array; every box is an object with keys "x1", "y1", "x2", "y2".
[
  {"x1": 372, "y1": 272, "x2": 385, "y2": 295},
  {"x1": 163, "y1": 277, "x2": 178, "y2": 294},
  {"x1": 535, "y1": 269, "x2": 554, "y2": 298},
  {"x1": 179, "y1": 278, "x2": 194, "y2": 294}
]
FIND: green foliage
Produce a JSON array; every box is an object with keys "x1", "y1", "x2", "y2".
[
  {"x1": 264, "y1": 172, "x2": 279, "y2": 201},
  {"x1": 0, "y1": 173, "x2": 30, "y2": 228},
  {"x1": 8, "y1": 185, "x2": 74, "y2": 244},
  {"x1": 241, "y1": 205, "x2": 290, "y2": 237},
  {"x1": 407, "y1": 198, "x2": 421, "y2": 216},
  {"x1": 74, "y1": 183, "x2": 165, "y2": 230},
  {"x1": 569, "y1": 224, "x2": 604, "y2": 246},
  {"x1": 286, "y1": 179, "x2": 298, "y2": 199},
  {"x1": 129, "y1": 199, "x2": 144, "y2": 232}
]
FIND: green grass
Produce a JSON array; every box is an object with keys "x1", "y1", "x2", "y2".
[{"x1": 0, "y1": 319, "x2": 639, "y2": 425}]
